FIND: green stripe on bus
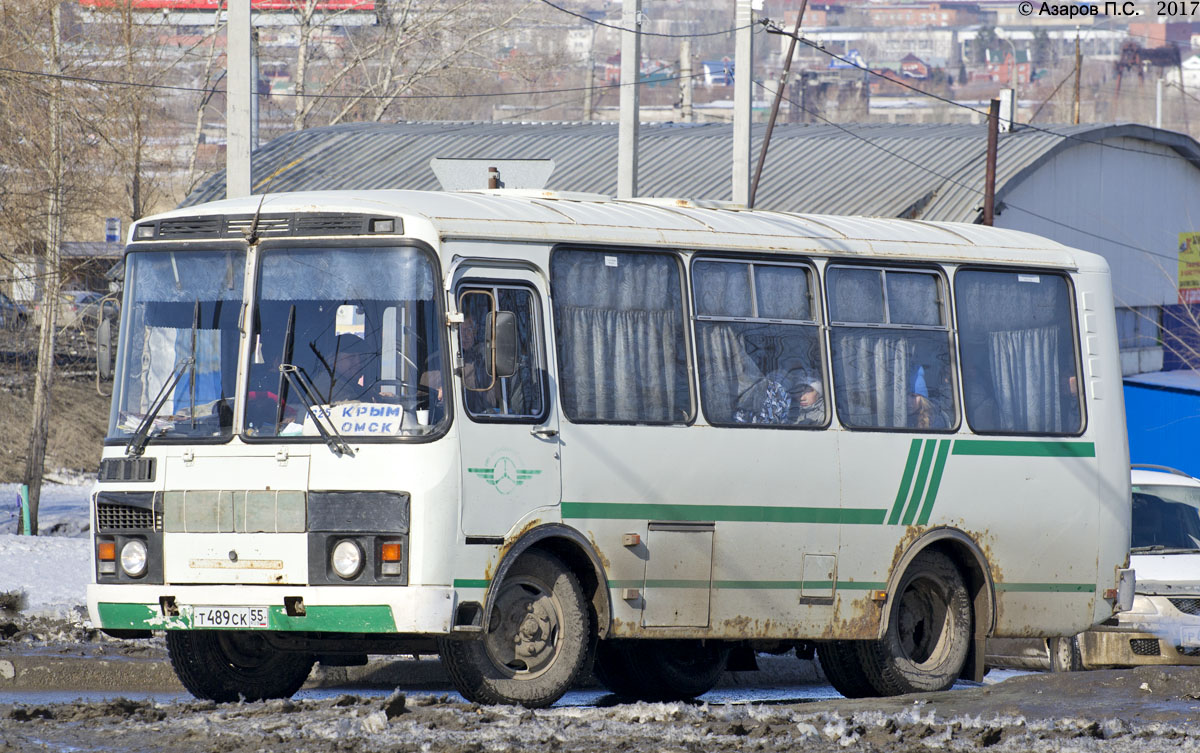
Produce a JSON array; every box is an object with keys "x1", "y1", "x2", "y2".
[
  {"x1": 994, "y1": 582, "x2": 1095, "y2": 593},
  {"x1": 606, "y1": 580, "x2": 888, "y2": 591},
  {"x1": 453, "y1": 579, "x2": 490, "y2": 589},
  {"x1": 561, "y1": 502, "x2": 886, "y2": 525},
  {"x1": 952, "y1": 440, "x2": 1096, "y2": 457},
  {"x1": 917, "y1": 440, "x2": 953, "y2": 526},
  {"x1": 901, "y1": 439, "x2": 938, "y2": 526},
  {"x1": 96, "y1": 603, "x2": 396, "y2": 632},
  {"x1": 888, "y1": 439, "x2": 923, "y2": 525}
]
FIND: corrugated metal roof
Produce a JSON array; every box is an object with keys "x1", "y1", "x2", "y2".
[{"x1": 184, "y1": 121, "x2": 1200, "y2": 222}]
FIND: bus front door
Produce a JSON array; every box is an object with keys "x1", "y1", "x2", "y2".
[{"x1": 454, "y1": 268, "x2": 561, "y2": 537}]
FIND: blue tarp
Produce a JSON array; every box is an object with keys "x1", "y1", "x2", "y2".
[{"x1": 1124, "y1": 372, "x2": 1200, "y2": 478}]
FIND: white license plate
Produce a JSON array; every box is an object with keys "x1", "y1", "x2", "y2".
[
  {"x1": 192, "y1": 606, "x2": 269, "y2": 629},
  {"x1": 1180, "y1": 626, "x2": 1200, "y2": 647}
]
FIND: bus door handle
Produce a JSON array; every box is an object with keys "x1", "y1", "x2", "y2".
[{"x1": 530, "y1": 427, "x2": 559, "y2": 439}]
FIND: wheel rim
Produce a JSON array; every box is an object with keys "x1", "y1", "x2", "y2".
[
  {"x1": 484, "y1": 573, "x2": 564, "y2": 679},
  {"x1": 216, "y1": 632, "x2": 274, "y2": 671},
  {"x1": 896, "y1": 574, "x2": 954, "y2": 667}
]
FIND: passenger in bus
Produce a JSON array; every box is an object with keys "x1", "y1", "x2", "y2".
[
  {"x1": 790, "y1": 370, "x2": 824, "y2": 425},
  {"x1": 908, "y1": 366, "x2": 950, "y2": 430},
  {"x1": 734, "y1": 371, "x2": 792, "y2": 425}
]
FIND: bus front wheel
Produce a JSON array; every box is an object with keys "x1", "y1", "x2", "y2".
[
  {"x1": 166, "y1": 631, "x2": 314, "y2": 703},
  {"x1": 439, "y1": 549, "x2": 593, "y2": 708},
  {"x1": 859, "y1": 549, "x2": 972, "y2": 694}
]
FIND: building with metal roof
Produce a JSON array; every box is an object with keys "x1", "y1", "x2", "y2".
[{"x1": 184, "y1": 119, "x2": 1200, "y2": 376}]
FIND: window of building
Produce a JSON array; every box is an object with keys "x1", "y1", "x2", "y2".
[
  {"x1": 458, "y1": 284, "x2": 546, "y2": 421},
  {"x1": 827, "y1": 266, "x2": 956, "y2": 431},
  {"x1": 693, "y1": 259, "x2": 826, "y2": 427},
  {"x1": 956, "y1": 269, "x2": 1083, "y2": 435},
  {"x1": 551, "y1": 249, "x2": 692, "y2": 424}
]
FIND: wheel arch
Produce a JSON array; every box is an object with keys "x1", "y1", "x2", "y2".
[
  {"x1": 483, "y1": 523, "x2": 613, "y2": 639},
  {"x1": 880, "y1": 527, "x2": 996, "y2": 681}
]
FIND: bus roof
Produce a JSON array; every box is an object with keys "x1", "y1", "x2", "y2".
[{"x1": 139, "y1": 189, "x2": 1099, "y2": 271}]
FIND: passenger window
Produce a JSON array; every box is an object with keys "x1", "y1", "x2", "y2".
[
  {"x1": 693, "y1": 260, "x2": 825, "y2": 428},
  {"x1": 551, "y1": 249, "x2": 692, "y2": 424},
  {"x1": 956, "y1": 270, "x2": 1082, "y2": 434},
  {"x1": 457, "y1": 285, "x2": 546, "y2": 421},
  {"x1": 827, "y1": 266, "x2": 956, "y2": 431}
]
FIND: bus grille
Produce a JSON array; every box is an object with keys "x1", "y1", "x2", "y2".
[
  {"x1": 1130, "y1": 639, "x2": 1162, "y2": 656},
  {"x1": 1177, "y1": 646, "x2": 1200, "y2": 658},
  {"x1": 98, "y1": 457, "x2": 156, "y2": 482},
  {"x1": 1169, "y1": 598, "x2": 1200, "y2": 616},
  {"x1": 97, "y1": 503, "x2": 157, "y2": 532},
  {"x1": 138, "y1": 213, "x2": 398, "y2": 240}
]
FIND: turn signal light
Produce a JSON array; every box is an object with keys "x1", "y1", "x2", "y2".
[
  {"x1": 381, "y1": 541, "x2": 403, "y2": 576},
  {"x1": 97, "y1": 542, "x2": 116, "y2": 561}
]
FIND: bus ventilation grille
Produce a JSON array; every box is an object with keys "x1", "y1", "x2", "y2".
[
  {"x1": 98, "y1": 457, "x2": 156, "y2": 483},
  {"x1": 1130, "y1": 639, "x2": 1162, "y2": 656},
  {"x1": 1169, "y1": 598, "x2": 1200, "y2": 616},
  {"x1": 97, "y1": 503, "x2": 157, "y2": 532},
  {"x1": 143, "y1": 214, "x2": 395, "y2": 240}
]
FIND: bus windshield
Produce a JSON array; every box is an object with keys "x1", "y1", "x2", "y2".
[
  {"x1": 245, "y1": 245, "x2": 445, "y2": 439},
  {"x1": 108, "y1": 248, "x2": 245, "y2": 442}
]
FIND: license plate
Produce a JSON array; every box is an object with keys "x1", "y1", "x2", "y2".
[
  {"x1": 1180, "y1": 626, "x2": 1200, "y2": 647},
  {"x1": 192, "y1": 606, "x2": 269, "y2": 629}
]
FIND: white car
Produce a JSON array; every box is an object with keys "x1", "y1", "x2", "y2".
[{"x1": 989, "y1": 465, "x2": 1200, "y2": 671}]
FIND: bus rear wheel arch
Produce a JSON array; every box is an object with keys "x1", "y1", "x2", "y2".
[{"x1": 439, "y1": 548, "x2": 594, "y2": 707}]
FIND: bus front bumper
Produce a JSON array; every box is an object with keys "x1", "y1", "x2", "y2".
[{"x1": 87, "y1": 583, "x2": 455, "y2": 634}]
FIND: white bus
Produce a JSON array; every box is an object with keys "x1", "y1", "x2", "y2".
[{"x1": 88, "y1": 189, "x2": 1133, "y2": 708}]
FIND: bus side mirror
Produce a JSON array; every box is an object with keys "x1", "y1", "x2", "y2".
[{"x1": 489, "y1": 311, "x2": 518, "y2": 379}]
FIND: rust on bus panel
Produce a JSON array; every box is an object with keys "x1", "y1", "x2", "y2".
[{"x1": 483, "y1": 518, "x2": 545, "y2": 582}]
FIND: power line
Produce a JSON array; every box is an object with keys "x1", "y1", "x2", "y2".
[
  {"x1": 0, "y1": 63, "x2": 709, "y2": 102},
  {"x1": 534, "y1": 0, "x2": 760, "y2": 38},
  {"x1": 764, "y1": 20, "x2": 1198, "y2": 166}
]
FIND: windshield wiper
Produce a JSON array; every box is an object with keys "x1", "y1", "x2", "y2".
[
  {"x1": 277, "y1": 363, "x2": 355, "y2": 457},
  {"x1": 188, "y1": 298, "x2": 200, "y2": 429},
  {"x1": 274, "y1": 304, "x2": 296, "y2": 429},
  {"x1": 125, "y1": 356, "x2": 195, "y2": 457}
]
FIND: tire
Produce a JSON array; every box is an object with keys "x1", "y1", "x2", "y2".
[
  {"x1": 439, "y1": 549, "x2": 593, "y2": 708},
  {"x1": 593, "y1": 639, "x2": 730, "y2": 702},
  {"x1": 1048, "y1": 635, "x2": 1083, "y2": 672},
  {"x1": 166, "y1": 631, "x2": 315, "y2": 703},
  {"x1": 817, "y1": 640, "x2": 881, "y2": 699},
  {"x1": 857, "y1": 550, "x2": 972, "y2": 695}
]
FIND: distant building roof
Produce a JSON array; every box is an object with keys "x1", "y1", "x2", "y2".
[{"x1": 183, "y1": 121, "x2": 1200, "y2": 222}]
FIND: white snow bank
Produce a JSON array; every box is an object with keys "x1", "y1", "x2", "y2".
[{"x1": 0, "y1": 482, "x2": 92, "y2": 618}]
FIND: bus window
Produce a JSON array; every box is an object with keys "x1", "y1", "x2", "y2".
[
  {"x1": 457, "y1": 285, "x2": 545, "y2": 420},
  {"x1": 955, "y1": 270, "x2": 1082, "y2": 435},
  {"x1": 693, "y1": 259, "x2": 825, "y2": 427},
  {"x1": 551, "y1": 249, "x2": 692, "y2": 424},
  {"x1": 245, "y1": 245, "x2": 445, "y2": 439},
  {"x1": 827, "y1": 266, "x2": 956, "y2": 431}
]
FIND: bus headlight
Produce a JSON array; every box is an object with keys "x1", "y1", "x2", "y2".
[
  {"x1": 119, "y1": 539, "x2": 148, "y2": 578},
  {"x1": 331, "y1": 539, "x2": 364, "y2": 580}
]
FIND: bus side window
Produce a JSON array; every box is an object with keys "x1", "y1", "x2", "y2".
[
  {"x1": 551, "y1": 249, "x2": 692, "y2": 424},
  {"x1": 955, "y1": 270, "x2": 1082, "y2": 435},
  {"x1": 458, "y1": 285, "x2": 546, "y2": 421},
  {"x1": 693, "y1": 259, "x2": 826, "y2": 428},
  {"x1": 827, "y1": 266, "x2": 956, "y2": 431}
]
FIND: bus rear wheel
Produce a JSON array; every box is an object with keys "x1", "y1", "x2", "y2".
[
  {"x1": 859, "y1": 550, "x2": 972, "y2": 695},
  {"x1": 166, "y1": 630, "x2": 314, "y2": 703},
  {"x1": 439, "y1": 549, "x2": 592, "y2": 708},
  {"x1": 593, "y1": 639, "x2": 730, "y2": 702},
  {"x1": 816, "y1": 640, "x2": 880, "y2": 698}
]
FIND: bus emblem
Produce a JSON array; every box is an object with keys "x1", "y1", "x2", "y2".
[{"x1": 468, "y1": 453, "x2": 542, "y2": 495}]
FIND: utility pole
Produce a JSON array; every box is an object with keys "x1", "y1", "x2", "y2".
[
  {"x1": 732, "y1": 0, "x2": 753, "y2": 206},
  {"x1": 983, "y1": 99, "x2": 999, "y2": 226},
  {"x1": 583, "y1": 23, "x2": 597, "y2": 122},
  {"x1": 680, "y1": 38, "x2": 693, "y2": 123},
  {"x1": 1156, "y1": 76, "x2": 1163, "y2": 129},
  {"x1": 618, "y1": 0, "x2": 642, "y2": 199},
  {"x1": 227, "y1": 0, "x2": 252, "y2": 198},
  {"x1": 1073, "y1": 30, "x2": 1081, "y2": 125},
  {"x1": 751, "y1": 0, "x2": 807, "y2": 208}
]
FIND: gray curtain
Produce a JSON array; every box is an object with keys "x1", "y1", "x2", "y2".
[
  {"x1": 833, "y1": 331, "x2": 911, "y2": 428},
  {"x1": 695, "y1": 322, "x2": 764, "y2": 421},
  {"x1": 553, "y1": 251, "x2": 689, "y2": 422},
  {"x1": 989, "y1": 326, "x2": 1064, "y2": 433}
]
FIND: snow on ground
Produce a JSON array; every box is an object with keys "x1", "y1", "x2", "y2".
[{"x1": 0, "y1": 481, "x2": 91, "y2": 619}]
